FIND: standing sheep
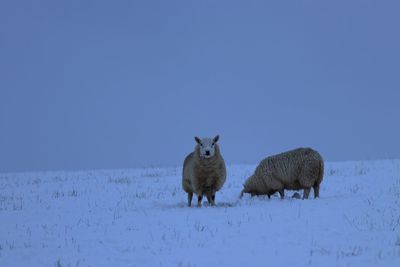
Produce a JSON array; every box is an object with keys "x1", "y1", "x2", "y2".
[
  {"x1": 240, "y1": 148, "x2": 324, "y2": 200},
  {"x1": 182, "y1": 135, "x2": 227, "y2": 207}
]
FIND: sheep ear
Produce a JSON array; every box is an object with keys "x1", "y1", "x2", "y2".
[
  {"x1": 194, "y1": 136, "x2": 201, "y2": 144},
  {"x1": 213, "y1": 135, "x2": 220, "y2": 143}
]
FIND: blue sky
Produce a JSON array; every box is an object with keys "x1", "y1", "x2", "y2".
[{"x1": 1, "y1": 0, "x2": 399, "y2": 172}]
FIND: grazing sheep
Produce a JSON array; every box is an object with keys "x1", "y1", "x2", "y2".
[
  {"x1": 182, "y1": 135, "x2": 227, "y2": 207},
  {"x1": 240, "y1": 148, "x2": 324, "y2": 200}
]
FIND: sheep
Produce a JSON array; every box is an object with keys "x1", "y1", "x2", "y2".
[
  {"x1": 182, "y1": 135, "x2": 227, "y2": 207},
  {"x1": 240, "y1": 148, "x2": 324, "y2": 200}
]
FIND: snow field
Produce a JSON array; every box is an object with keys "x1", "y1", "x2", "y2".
[{"x1": 0, "y1": 160, "x2": 400, "y2": 266}]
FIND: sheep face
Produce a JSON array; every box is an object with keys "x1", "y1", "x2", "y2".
[{"x1": 194, "y1": 135, "x2": 219, "y2": 159}]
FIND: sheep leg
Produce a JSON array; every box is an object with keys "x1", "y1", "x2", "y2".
[
  {"x1": 303, "y1": 187, "x2": 311, "y2": 199},
  {"x1": 197, "y1": 195, "x2": 203, "y2": 207},
  {"x1": 278, "y1": 189, "x2": 285, "y2": 199},
  {"x1": 205, "y1": 191, "x2": 216, "y2": 206},
  {"x1": 188, "y1": 192, "x2": 193, "y2": 207},
  {"x1": 313, "y1": 184, "x2": 320, "y2": 198},
  {"x1": 206, "y1": 192, "x2": 212, "y2": 204}
]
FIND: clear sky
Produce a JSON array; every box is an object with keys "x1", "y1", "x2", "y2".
[{"x1": 1, "y1": 0, "x2": 399, "y2": 173}]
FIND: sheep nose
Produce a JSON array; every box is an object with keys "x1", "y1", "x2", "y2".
[{"x1": 205, "y1": 151, "x2": 210, "y2": 156}]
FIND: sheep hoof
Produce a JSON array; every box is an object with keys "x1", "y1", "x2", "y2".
[{"x1": 291, "y1": 192, "x2": 301, "y2": 199}]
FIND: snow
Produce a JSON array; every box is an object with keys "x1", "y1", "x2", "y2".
[{"x1": 1, "y1": 160, "x2": 400, "y2": 267}]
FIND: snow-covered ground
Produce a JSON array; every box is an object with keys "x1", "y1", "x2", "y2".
[{"x1": 0, "y1": 160, "x2": 400, "y2": 267}]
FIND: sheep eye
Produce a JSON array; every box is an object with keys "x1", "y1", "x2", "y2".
[{"x1": 200, "y1": 144, "x2": 203, "y2": 147}]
